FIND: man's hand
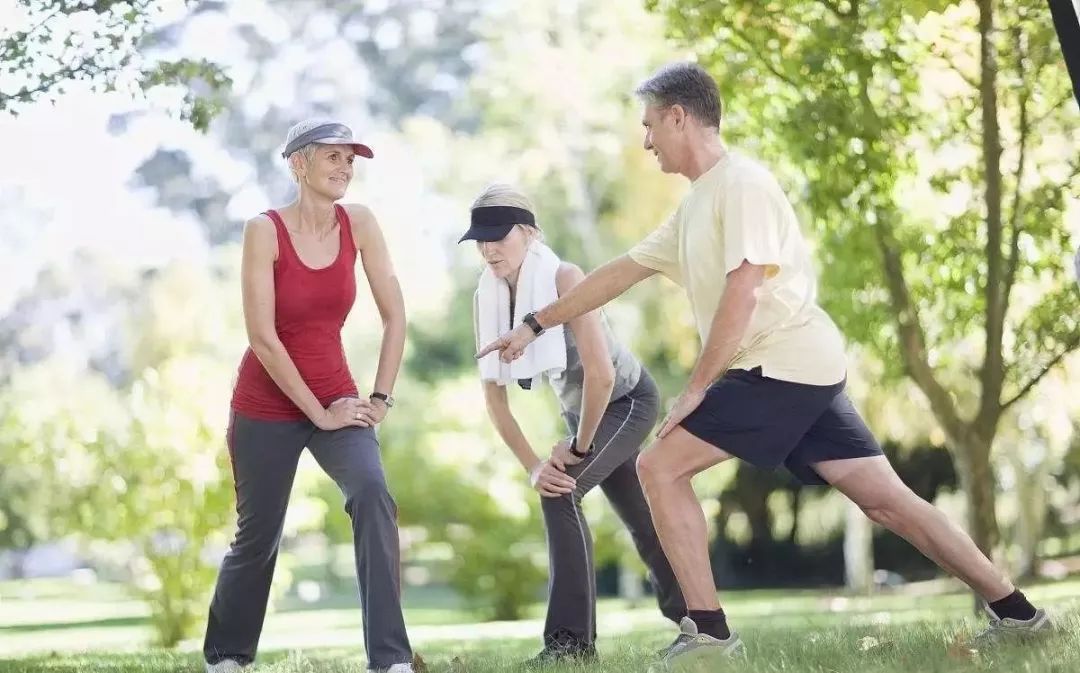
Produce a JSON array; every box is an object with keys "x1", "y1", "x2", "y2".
[
  {"x1": 656, "y1": 388, "x2": 707, "y2": 438},
  {"x1": 550, "y1": 437, "x2": 584, "y2": 471},
  {"x1": 529, "y1": 459, "x2": 577, "y2": 497},
  {"x1": 476, "y1": 323, "x2": 538, "y2": 363}
]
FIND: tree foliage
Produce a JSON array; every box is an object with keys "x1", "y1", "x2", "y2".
[
  {"x1": 648, "y1": 0, "x2": 1080, "y2": 555},
  {"x1": 1, "y1": 0, "x2": 230, "y2": 130}
]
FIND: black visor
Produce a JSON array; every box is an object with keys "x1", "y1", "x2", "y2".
[{"x1": 458, "y1": 206, "x2": 536, "y2": 243}]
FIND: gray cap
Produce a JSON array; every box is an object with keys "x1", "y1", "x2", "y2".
[{"x1": 282, "y1": 118, "x2": 373, "y2": 159}]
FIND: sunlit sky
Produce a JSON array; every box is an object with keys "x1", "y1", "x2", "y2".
[
  {"x1": 1, "y1": 0, "x2": 1077, "y2": 321},
  {"x1": 0, "y1": 0, "x2": 462, "y2": 317}
]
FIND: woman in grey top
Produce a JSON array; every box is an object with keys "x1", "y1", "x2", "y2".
[{"x1": 460, "y1": 184, "x2": 685, "y2": 665}]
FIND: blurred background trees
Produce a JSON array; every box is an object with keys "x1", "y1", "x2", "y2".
[{"x1": 1, "y1": 0, "x2": 1077, "y2": 649}]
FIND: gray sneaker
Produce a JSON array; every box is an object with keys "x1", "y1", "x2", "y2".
[
  {"x1": 968, "y1": 607, "x2": 1053, "y2": 648},
  {"x1": 205, "y1": 660, "x2": 245, "y2": 673},
  {"x1": 649, "y1": 617, "x2": 745, "y2": 672}
]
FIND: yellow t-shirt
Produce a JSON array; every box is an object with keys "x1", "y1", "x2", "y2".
[{"x1": 628, "y1": 151, "x2": 847, "y2": 386}]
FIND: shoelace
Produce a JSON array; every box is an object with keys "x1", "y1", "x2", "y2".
[
  {"x1": 659, "y1": 633, "x2": 697, "y2": 657},
  {"x1": 971, "y1": 619, "x2": 1002, "y2": 642}
]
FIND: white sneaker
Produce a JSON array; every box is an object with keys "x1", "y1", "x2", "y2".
[
  {"x1": 649, "y1": 617, "x2": 745, "y2": 672},
  {"x1": 206, "y1": 660, "x2": 245, "y2": 673},
  {"x1": 968, "y1": 607, "x2": 1053, "y2": 648}
]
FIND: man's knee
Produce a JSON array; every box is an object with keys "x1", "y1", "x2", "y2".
[
  {"x1": 636, "y1": 447, "x2": 671, "y2": 489},
  {"x1": 858, "y1": 488, "x2": 921, "y2": 530},
  {"x1": 861, "y1": 503, "x2": 896, "y2": 528}
]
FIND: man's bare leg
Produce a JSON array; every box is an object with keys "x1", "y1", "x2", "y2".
[
  {"x1": 816, "y1": 455, "x2": 1052, "y2": 645},
  {"x1": 636, "y1": 427, "x2": 733, "y2": 610},
  {"x1": 638, "y1": 428, "x2": 747, "y2": 667},
  {"x1": 814, "y1": 455, "x2": 1013, "y2": 599}
]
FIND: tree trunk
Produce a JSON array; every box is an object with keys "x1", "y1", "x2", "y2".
[
  {"x1": 1011, "y1": 442, "x2": 1050, "y2": 580},
  {"x1": 844, "y1": 499, "x2": 874, "y2": 594},
  {"x1": 788, "y1": 487, "x2": 802, "y2": 545},
  {"x1": 619, "y1": 563, "x2": 645, "y2": 604},
  {"x1": 953, "y1": 431, "x2": 1000, "y2": 560}
]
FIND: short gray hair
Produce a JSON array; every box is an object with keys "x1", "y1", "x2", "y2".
[
  {"x1": 635, "y1": 62, "x2": 721, "y2": 128},
  {"x1": 288, "y1": 144, "x2": 322, "y2": 183}
]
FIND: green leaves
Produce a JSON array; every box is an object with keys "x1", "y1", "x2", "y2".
[
  {"x1": 906, "y1": 0, "x2": 963, "y2": 20},
  {"x1": 0, "y1": 355, "x2": 235, "y2": 646},
  {"x1": 651, "y1": 0, "x2": 1079, "y2": 553},
  {"x1": 0, "y1": 1, "x2": 229, "y2": 131},
  {"x1": 139, "y1": 58, "x2": 232, "y2": 132},
  {"x1": 653, "y1": 0, "x2": 1078, "y2": 400}
]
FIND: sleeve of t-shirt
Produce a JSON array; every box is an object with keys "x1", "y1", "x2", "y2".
[
  {"x1": 628, "y1": 214, "x2": 683, "y2": 285},
  {"x1": 720, "y1": 173, "x2": 784, "y2": 279}
]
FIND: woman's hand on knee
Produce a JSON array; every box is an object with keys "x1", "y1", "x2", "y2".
[
  {"x1": 529, "y1": 459, "x2": 577, "y2": 498},
  {"x1": 550, "y1": 438, "x2": 583, "y2": 470},
  {"x1": 319, "y1": 397, "x2": 375, "y2": 430}
]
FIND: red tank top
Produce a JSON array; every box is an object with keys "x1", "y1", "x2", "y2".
[{"x1": 231, "y1": 205, "x2": 359, "y2": 420}]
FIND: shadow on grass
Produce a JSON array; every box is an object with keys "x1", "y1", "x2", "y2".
[{"x1": 0, "y1": 615, "x2": 148, "y2": 634}]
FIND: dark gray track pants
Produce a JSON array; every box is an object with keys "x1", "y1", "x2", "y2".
[
  {"x1": 203, "y1": 412, "x2": 412, "y2": 669},
  {"x1": 542, "y1": 370, "x2": 686, "y2": 649}
]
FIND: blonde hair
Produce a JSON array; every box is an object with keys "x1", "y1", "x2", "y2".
[
  {"x1": 470, "y1": 183, "x2": 544, "y2": 241},
  {"x1": 288, "y1": 145, "x2": 321, "y2": 184}
]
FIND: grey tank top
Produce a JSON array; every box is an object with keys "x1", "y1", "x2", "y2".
[{"x1": 549, "y1": 312, "x2": 641, "y2": 418}]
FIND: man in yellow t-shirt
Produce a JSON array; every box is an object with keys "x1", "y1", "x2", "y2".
[{"x1": 478, "y1": 62, "x2": 1049, "y2": 668}]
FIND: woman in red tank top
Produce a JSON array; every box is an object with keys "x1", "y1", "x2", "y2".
[{"x1": 203, "y1": 120, "x2": 414, "y2": 673}]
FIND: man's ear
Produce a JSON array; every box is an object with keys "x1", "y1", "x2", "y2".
[{"x1": 669, "y1": 104, "x2": 687, "y2": 130}]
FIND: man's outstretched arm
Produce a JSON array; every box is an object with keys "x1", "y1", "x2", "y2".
[{"x1": 476, "y1": 255, "x2": 657, "y2": 362}]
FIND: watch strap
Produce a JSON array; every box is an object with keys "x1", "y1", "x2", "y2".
[
  {"x1": 570, "y1": 436, "x2": 593, "y2": 458},
  {"x1": 522, "y1": 312, "x2": 545, "y2": 336}
]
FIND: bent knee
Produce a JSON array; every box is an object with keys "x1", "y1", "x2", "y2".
[
  {"x1": 635, "y1": 450, "x2": 656, "y2": 482},
  {"x1": 343, "y1": 475, "x2": 392, "y2": 511},
  {"x1": 636, "y1": 447, "x2": 674, "y2": 487}
]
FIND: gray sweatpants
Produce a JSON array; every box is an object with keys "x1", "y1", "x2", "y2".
[
  {"x1": 203, "y1": 411, "x2": 412, "y2": 670},
  {"x1": 543, "y1": 370, "x2": 686, "y2": 649}
]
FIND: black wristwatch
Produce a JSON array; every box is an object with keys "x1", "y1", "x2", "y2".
[
  {"x1": 522, "y1": 311, "x2": 546, "y2": 337},
  {"x1": 570, "y1": 436, "x2": 594, "y2": 458},
  {"x1": 369, "y1": 392, "x2": 394, "y2": 408}
]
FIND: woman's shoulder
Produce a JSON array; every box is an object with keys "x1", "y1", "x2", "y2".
[
  {"x1": 340, "y1": 203, "x2": 376, "y2": 226},
  {"x1": 243, "y1": 212, "x2": 278, "y2": 240},
  {"x1": 339, "y1": 203, "x2": 377, "y2": 247},
  {"x1": 555, "y1": 261, "x2": 585, "y2": 295}
]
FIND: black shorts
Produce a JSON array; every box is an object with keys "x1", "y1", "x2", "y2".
[{"x1": 679, "y1": 367, "x2": 882, "y2": 485}]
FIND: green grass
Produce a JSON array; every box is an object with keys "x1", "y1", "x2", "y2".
[{"x1": 1, "y1": 579, "x2": 1079, "y2": 672}]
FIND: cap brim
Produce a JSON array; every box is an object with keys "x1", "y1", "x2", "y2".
[
  {"x1": 458, "y1": 223, "x2": 515, "y2": 244},
  {"x1": 320, "y1": 138, "x2": 374, "y2": 158}
]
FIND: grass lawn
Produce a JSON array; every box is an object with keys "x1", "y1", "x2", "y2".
[{"x1": 1, "y1": 578, "x2": 1078, "y2": 672}]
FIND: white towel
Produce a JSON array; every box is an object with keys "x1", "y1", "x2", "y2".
[{"x1": 475, "y1": 240, "x2": 566, "y2": 387}]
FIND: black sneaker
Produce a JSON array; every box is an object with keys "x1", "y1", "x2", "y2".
[{"x1": 524, "y1": 635, "x2": 597, "y2": 668}]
